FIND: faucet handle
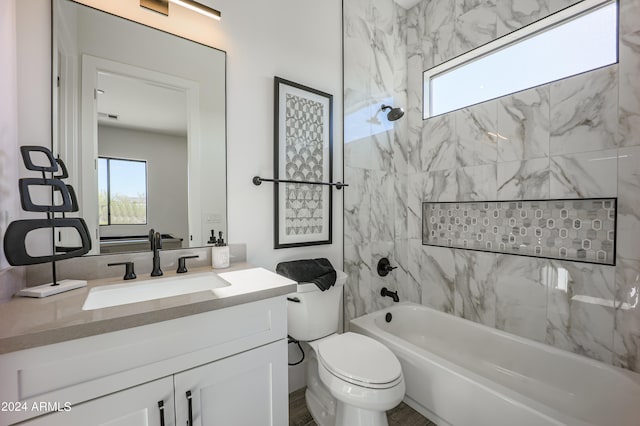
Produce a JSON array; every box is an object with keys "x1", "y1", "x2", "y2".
[
  {"x1": 377, "y1": 258, "x2": 398, "y2": 277},
  {"x1": 177, "y1": 255, "x2": 199, "y2": 274},
  {"x1": 155, "y1": 232, "x2": 162, "y2": 250},
  {"x1": 108, "y1": 262, "x2": 137, "y2": 280}
]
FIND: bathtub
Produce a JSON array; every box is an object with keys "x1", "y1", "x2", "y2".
[{"x1": 350, "y1": 303, "x2": 640, "y2": 426}]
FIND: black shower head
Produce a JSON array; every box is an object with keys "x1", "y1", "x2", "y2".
[{"x1": 381, "y1": 104, "x2": 405, "y2": 121}]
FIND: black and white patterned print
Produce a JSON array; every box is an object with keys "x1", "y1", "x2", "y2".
[{"x1": 284, "y1": 93, "x2": 325, "y2": 236}]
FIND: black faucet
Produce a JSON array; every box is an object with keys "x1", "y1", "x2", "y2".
[
  {"x1": 381, "y1": 287, "x2": 399, "y2": 302},
  {"x1": 149, "y1": 229, "x2": 163, "y2": 277}
]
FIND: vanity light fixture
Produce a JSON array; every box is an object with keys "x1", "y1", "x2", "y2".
[
  {"x1": 140, "y1": 0, "x2": 221, "y2": 20},
  {"x1": 171, "y1": 0, "x2": 221, "y2": 20}
]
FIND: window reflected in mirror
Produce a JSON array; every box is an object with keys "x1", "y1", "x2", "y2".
[{"x1": 98, "y1": 157, "x2": 148, "y2": 226}]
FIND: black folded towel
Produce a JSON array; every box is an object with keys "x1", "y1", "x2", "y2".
[{"x1": 276, "y1": 258, "x2": 337, "y2": 291}]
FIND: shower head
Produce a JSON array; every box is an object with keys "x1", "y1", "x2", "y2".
[{"x1": 381, "y1": 104, "x2": 405, "y2": 121}]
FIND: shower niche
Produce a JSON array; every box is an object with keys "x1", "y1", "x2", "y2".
[{"x1": 423, "y1": 198, "x2": 616, "y2": 265}]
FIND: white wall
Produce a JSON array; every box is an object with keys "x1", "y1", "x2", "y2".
[
  {"x1": 0, "y1": 0, "x2": 26, "y2": 298},
  {"x1": 10, "y1": 0, "x2": 343, "y2": 390},
  {"x1": 213, "y1": 3, "x2": 343, "y2": 391},
  {"x1": 212, "y1": 0, "x2": 343, "y2": 393},
  {"x1": 0, "y1": 0, "x2": 18, "y2": 269},
  {"x1": 98, "y1": 126, "x2": 189, "y2": 243},
  {"x1": 16, "y1": 1, "x2": 50, "y2": 156},
  {"x1": 215, "y1": 0, "x2": 344, "y2": 272}
]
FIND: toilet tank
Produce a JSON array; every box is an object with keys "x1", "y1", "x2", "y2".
[{"x1": 287, "y1": 270, "x2": 347, "y2": 342}]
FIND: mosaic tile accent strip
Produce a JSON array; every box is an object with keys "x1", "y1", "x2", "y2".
[{"x1": 422, "y1": 199, "x2": 617, "y2": 265}]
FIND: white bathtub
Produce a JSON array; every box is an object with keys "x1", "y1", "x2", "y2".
[{"x1": 350, "y1": 302, "x2": 640, "y2": 426}]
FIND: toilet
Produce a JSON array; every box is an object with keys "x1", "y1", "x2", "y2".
[{"x1": 287, "y1": 270, "x2": 405, "y2": 426}]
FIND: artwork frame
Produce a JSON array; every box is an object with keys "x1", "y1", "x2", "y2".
[{"x1": 273, "y1": 77, "x2": 333, "y2": 249}]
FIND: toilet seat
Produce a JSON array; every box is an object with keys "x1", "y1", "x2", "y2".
[{"x1": 318, "y1": 332, "x2": 402, "y2": 389}]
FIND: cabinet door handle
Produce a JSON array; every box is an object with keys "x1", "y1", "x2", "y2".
[
  {"x1": 158, "y1": 400, "x2": 165, "y2": 426},
  {"x1": 186, "y1": 390, "x2": 193, "y2": 426}
]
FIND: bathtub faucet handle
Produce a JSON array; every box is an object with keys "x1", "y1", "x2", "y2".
[
  {"x1": 381, "y1": 287, "x2": 399, "y2": 303},
  {"x1": 377, "y1": 258, "x2": 398, "y2": 277}
]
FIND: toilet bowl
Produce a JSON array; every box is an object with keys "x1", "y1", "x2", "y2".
[
  {"x1": 311, "y1": 332, "x2": 405, "y2": 426},
  {"x1": 284, "y1": 268, "x2": 405, "y2": 426}
]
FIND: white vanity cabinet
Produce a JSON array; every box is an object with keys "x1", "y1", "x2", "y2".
[
  {"x1": 20, "y1": 340, "x2": 286, "y2": 426},
  {"x1": 0, "y1": 296, "x2": 288, "y2": 426},
  {"x1": 20, "y1": 377, "x2": 175, "y2": 426},
  {"x1": 174, "y1": 339, "x2": 287, "y2": 426}
]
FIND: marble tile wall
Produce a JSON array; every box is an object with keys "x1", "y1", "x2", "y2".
[
  {"x1": 345, "y1": 0, "x2": 640, "y2": 373},
  {"x1": 344, "y1": 0, "x2": 414, "y2": 323}
]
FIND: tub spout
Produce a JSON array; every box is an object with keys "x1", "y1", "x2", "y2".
[{"x1": 381, "y1": 287, "x2": 399, "y2": 303}]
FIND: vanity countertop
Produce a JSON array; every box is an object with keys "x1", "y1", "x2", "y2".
[{"x1": 0, "y1": 263, "x2": 297, "y2": 355}]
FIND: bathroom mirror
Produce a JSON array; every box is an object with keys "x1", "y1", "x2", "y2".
[{"x1": 53, "y1": 0, "x2": 226, "y2": 255}]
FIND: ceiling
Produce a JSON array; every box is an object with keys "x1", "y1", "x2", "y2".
[{"x1": 97, "y1": 72, "x2": 188, "y2": 137}]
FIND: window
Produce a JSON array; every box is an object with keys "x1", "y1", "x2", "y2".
[
  {"x1": 423, "y1": 0, "x2": 618, "y2": 118},
  {"x1": 98, "y1": 157, "x2": 147, "y2": 225}
]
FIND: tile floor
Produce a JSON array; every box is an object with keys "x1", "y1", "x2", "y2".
[{"x1": 288, "y1": 387, "x2": 436, "y2": 426}]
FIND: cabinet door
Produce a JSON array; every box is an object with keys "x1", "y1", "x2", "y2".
[
  {"x1": 20, "y1": 376, "x2": 175, "y2": 426},
  {"x1": 174, "y1": 339, "x2": 287, "y2": 426}
]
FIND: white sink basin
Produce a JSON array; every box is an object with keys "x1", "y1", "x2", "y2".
[{"x1": 82, "y1": 272, "x2": 231, "y2": 310}]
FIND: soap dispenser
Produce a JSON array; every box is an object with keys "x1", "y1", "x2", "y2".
[
  {"x1": 207, "y1": 229, "x2": 216, "y2": 245},
  {"x1": 211, "y1": 231, "x2": 229, "y2": 269}
]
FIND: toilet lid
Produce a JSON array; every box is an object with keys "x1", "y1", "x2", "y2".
[{"x1": 318, "y1": 332, "x2": 402, "y2": 388}]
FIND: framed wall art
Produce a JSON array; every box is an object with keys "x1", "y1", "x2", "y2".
[{"x1": 273, "y1": 77, "x2": 333, "y2": 249}]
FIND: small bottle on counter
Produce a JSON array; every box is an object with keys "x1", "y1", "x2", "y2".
[
  {"x1": 212, "y1": 231, "x2": 229, "y2": 269},
  {"x1": 207, "y1": 229, "x2": 217, "y2": 245}
]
